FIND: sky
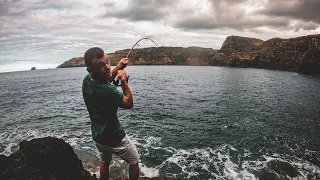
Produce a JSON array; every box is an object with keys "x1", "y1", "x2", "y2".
[{"x1": 0, "y1": 0, "x2": 320, "y2": 73}]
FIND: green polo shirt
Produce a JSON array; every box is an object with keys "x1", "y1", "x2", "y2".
[{"x1": 82, "y1": 74, "x2": 126, "y2": 146}]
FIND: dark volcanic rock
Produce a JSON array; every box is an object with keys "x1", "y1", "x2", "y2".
[
  {"x1": 0, "y1": 155, "x2": 19, "y2": 174},
  {"x1": 0, "y1": 166, "x2": 51, "y2": 180},
  {"x1": 0, "y1": 137, "x2": 181, "y2": 180},
  {"x1": 1, "y1": 137, "x2": 96, "y2": 180}
]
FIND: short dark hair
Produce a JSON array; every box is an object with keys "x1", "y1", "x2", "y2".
[{"x1": 84, "y1": 47, "x2": 104, "y2": 69}]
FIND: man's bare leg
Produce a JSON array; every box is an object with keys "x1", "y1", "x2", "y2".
[
  {"x1": 129, "y1": 163, "x2": 139, "y2": 180},
  {"x1": 99, "y1": 162, "x2": 110, "y2": 180}
]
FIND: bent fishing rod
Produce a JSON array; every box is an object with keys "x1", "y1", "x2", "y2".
[{"x1": 113, "y1": 38, "x2": 159, "y2": 86}]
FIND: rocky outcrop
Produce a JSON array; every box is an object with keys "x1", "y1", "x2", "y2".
[
  {"x1": 1, "y1": 137, "x2": 318, "y2": 179},
  {"x1": 57, "y1": 57, "x2": 85, "y2": 68},
  {"x1": 0, "y1": 137, "x2": 96, "y2": 180},
  {"x1": 57, "y1": 34, "x2": 320, "y2": 76},
  {"x1": 213, "y1": 34, "x2": 320, "y2": 76},
  {"x1": 0, "y1": 137, "x2": 179, "y2": 180}
]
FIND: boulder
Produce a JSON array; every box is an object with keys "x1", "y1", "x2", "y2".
[{"x1": 1, "y1": 137, "x2": 96, "y2": 180}]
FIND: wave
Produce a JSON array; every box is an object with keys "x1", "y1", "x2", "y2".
[
  {"x1": 127, "y1": 135, "x2": 320, "y2": 179},
  {"x1": 1, "y1": 129, "x2": 320, "y2": 179}
]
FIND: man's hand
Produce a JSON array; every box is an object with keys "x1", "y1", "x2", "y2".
[
  {"x1": 118, "y1": 70, "x2": 127, "y2": 81},
  {"x1": 119, "y1": 58, "x2": 129, "y2": 66},
  {"x1": 118, "y1": 69, "x2": 133, "y2": 109},
  {"x1": 109, "y1": 58, "x2": 129, "y2": 81}
]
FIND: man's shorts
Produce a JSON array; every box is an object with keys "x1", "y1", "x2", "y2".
[{"x1": 95, "y1": 135, "x2": 140, "y2": 165}]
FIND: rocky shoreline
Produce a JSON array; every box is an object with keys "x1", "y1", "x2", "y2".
[
  {"x1": 57, "y1": 34, "x2": 320, "y2": 77},
  {"x1": 0, "y1": 137, "x2": 178, "y2": 180},
  {"x1": 1, "y1": 137, "x2": 318, "y2": 179}
]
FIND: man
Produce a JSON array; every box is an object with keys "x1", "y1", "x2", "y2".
[{"x1": 82, "y1": 47, "x2": 139, "y2": 180}]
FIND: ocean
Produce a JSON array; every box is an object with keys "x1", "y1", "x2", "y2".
[{"x1": 0, "y1": 66, "x2": 320, "y2": 179}]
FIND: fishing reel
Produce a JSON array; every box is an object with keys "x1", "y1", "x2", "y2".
[
  {"x1": 112, "y1": 75, "x2": 129, "y2": 86},
  {"x1": 112, "y1": 63, "x2": 129, "y2": 86}
]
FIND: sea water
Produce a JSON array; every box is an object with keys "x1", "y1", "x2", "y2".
[{"x1": 0, "y1": 66, "x2": 320, "y2": 179}]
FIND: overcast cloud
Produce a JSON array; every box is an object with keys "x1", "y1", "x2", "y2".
[{"x1": 0, "y1": 0, "x2": 319, "y2": 72}]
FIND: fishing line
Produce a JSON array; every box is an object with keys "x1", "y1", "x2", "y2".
[{"x1": 113, "y1": 38, "x2": 159, "y2": 86}]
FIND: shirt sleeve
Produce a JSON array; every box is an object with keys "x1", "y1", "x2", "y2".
[{"x1": 107, "y1": 84, "x2": 124, "y2": 107}]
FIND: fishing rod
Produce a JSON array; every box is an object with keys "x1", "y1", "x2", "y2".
[{"x1": 113, "y1": 38, "x2": 159, "y2": 86}]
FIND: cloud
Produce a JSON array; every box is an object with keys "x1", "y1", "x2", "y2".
[
  {"x1": 103, "y1": 0, "x2": 177, "y2": 21},
  {"x1": 174, "y1": 15, "x2": 290, "y2": 30},
  {"x1": 173, "y1": 0, "x2": 291, "y2": 30},
  {"x1": 0, "y1": 0, "x2": 319, "y2": 72},
  {"x1": 292, "y1": 21, "x2": 319, "y2": 32},
  {"x1": 259, "y1": 0, "x2": 320, "y2": 25}
]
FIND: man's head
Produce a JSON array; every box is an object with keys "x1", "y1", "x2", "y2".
[{"x1": 84, "y1": 47, "x2": 111, "y2": 81}]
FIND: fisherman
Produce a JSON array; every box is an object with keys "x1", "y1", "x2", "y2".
[{"x1": 82, "y1": 47, "x2": 139, "y2": 180}]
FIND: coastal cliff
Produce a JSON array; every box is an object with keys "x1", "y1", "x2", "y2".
[
  {"x1": 214, "y1": 34, "x2": 320, "y2": 75},
  {"x1": 57, "y1": 34, "x2": 320, "y2": 76},
  {"x1": 57, "y1": 46, "x2": 216, "y2": 67}
]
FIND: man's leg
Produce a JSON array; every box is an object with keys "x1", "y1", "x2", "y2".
[
  {"x1": 95, "y1": 142, "x2": 113, "y2": 180},
  {"x1": 129, "y1": 162, "x2": 139, "y2": 180},
  {"x1": 99, "y1": 162, "x2": 110, "y2": 180},
  {"x1": 111, "y1": 135, "x2": 140, "y2": 180}
]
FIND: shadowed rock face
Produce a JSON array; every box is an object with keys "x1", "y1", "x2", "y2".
[
  {"x1": 0, "y1": 137, "x2": 96, "y2": 180},
  {"x1": 57, "y1": 34, "x2": 320, "y2": 76}
]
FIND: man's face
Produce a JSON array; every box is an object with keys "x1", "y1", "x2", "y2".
[
  {"x1": 91, "y1": 54, "x2": 111, "y2": 79},
  {"x1": 101, "y1": 54, "x2": 111, "y2": 79}
]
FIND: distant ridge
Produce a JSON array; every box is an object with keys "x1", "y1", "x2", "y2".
[{"x1": 57, "y1": 34, "x2": 320, "y2": 76}]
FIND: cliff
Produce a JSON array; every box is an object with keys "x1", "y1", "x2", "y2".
[
  {"x1": 57, "y1": 34, "x2": 320, "y2": 76},
  {"x1": 57, "y1": 57, "x2": 85, "y2": 68},
  {"x1": 213, "y1": 34, "x2": 320, "y2": 76},
  {"x1": 57, "y1": 47, "x2": 216, "y2": 68}
]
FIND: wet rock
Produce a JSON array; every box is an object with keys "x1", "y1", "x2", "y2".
[
  {"x1": 0, "y1": 155, "x2": 19, "y2": 174},
  {"x1": 0, "y1": 166, "x2": 51, "y2": 180},
  {"x1": 1, "y1": 137, "x2": 96, "y2": 180}
]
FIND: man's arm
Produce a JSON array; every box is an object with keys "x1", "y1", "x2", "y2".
[
  {"x1": 109, "y1": 58, "x2": 129, "y2": 82},
  {"x1": 118, "y1": 70, "x2": 133, "y2": 109}
]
